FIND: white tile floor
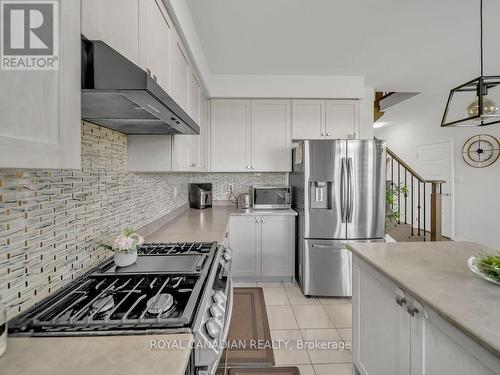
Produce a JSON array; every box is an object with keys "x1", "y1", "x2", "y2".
[{"x1": 234, "y1": 281, "x2": 353, "y2": 374}]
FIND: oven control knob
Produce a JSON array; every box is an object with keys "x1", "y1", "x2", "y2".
[
  {"x1": 212, "y1": 290, "x2": 226, "y2": 305},
  {"x1": 205, "y1": 318, "x2": 221, "y2": 339},
  {"x1": 210, "y1": 304, "x2": 224, "y2": 322}
]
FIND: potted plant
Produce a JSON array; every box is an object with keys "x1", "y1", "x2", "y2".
[
  {"x1": 100, "y1": 228, "x2": 144, "y2": 267},
  {"x1": 386, "y1": 183, "x2": 409, "y2": 226}
]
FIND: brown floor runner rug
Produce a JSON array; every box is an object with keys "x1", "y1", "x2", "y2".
[
  {"x1": 224, "y1": 288, "x2": 275, "y2": 367},
  {"x1": 228, "y1": 368, "x2": 300, "y2": 375}
]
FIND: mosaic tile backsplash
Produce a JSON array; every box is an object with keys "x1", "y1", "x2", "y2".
[
  {"x1": 0, "y1": 122, "x2": 287, "y2": 319},
  {"x1": 191, "y1": 173, "x2": 288, "y2": 201}
]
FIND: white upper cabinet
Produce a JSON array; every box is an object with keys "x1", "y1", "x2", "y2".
[
  {"x1": 199, "y1": 94, "x2": 209, "y2": 170},
  {"x1": 210, "y1": 99, "x2": 292, "y2": 172},
  {"x1": 172, "y1": 69, "x2": 205, "y2": 171},
  {"x1": 188, "y1": 71, "x2": 201, "y2": 168},
  {"x1": 292, "y1": 100, "x2": 325, "y2": 140},
  {"x1": 292, "y1": 99, "x2": 359, "y2": 140},
  {"x1": 251, "y1": 100, "x2": 291, "y2": 172},
  {"x1": 82, "y1": 0, "x2": 140, "y2": 66},
  {"x1": 83, "y1": 0, "x2": 172, "y2": 92},
  {"x1": 0, "y1": 0, "x2": 81, "y2": 169},
  {"x1": 325, "y1": 100, "x2": 359, "y2": 139},
  {"x1": 142, "y1": 0, "x2": 172, "y2": 92},
  {"x1": 189, "y1": 71, "x2": 201, "y2": 124},
  {"x1": 171, "y1": 31, "x2": 190, "y2": 113},
  {"x1": 210, "y1": 100, "x2": 250, "y2": 172}
]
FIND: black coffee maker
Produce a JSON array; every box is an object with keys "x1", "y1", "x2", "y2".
[{"x1": 189, "y1": 183, "x2": 213, "y2": 209}]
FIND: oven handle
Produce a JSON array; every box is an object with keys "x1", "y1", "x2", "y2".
[
  {"x1": 206, "y1": 277, "x2": 234, "y2": 375},
  {"x1": 220, "y1": 277, "x2": 234, "y2": 344}
]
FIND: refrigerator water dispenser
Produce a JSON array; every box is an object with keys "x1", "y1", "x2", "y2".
[{"x1": 310, "y1": 181, "x2": 332, "y2": 209}]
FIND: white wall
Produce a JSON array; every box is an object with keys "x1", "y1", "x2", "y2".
[
  {"x1": 208, "y1": 74, "x2": 365, "y2": 99},
  {"x1": 359, "y1": 86, "x2": 375, "y2": 139},
  {"x1": 375, "y1": 92, "x2": 500, "y2": 248}
]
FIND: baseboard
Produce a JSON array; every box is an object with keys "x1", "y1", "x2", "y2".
[{"x1": 137, "y1": 203, "x2": 189, "y2": 238}]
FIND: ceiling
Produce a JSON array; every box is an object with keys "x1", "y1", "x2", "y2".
[{"x1": 186, "y1": 0, "x2": 500, "y2": 92}]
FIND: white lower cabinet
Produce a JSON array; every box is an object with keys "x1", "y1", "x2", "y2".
[
  {"x1": 353, "y1": 258, "x2": 410, "y2": 375},
  {"x1": 229, "y1": 215, "x2": 294, "y2": 280},
  {"x1": 353, "y1": 255, "x2": 500, "y2": 375},
  {"x1": 410, "y1": 307, "x2": 499, "y2": 375},
  {"x1": 260, "y1": 216, "x2": 294, "y2": 278}
]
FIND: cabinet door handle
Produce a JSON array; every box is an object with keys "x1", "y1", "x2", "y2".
[
  {"x1": 321, "y1": 133, "x2": 325, "y2": 136},
  {"x1": 251, "y1": 166, "x2": 255, "y2": 169},
  {"x1": 407, "y1": 305, "x2": 419, "y2": 317},
  {"x1": 395, "y1": 296, "x2": 406, "y2": 307},
  {"x1": 262, "y1": 219, "x2": 266, "y2": 223},
  {"x1": 247, "y1": 166, "x2": 250, "y2": 169},
  {"x1": 326, "y1": 133, "x2": 331, "y2": 136}
]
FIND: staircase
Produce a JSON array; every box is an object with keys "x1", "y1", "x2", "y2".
[{"x1": 385, "y1": 148, "x2": 448, "y2": 242}]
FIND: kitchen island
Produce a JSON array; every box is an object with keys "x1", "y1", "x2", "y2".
[{"x1": 347, "y1": 241, "x2": 500, "y2": 375}]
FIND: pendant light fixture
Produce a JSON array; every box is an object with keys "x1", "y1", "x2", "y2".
[{"x1": 441, "y1": 0, "x2": 500, "y2": 127}]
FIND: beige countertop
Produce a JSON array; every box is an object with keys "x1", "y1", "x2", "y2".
[
  {"x1": 145, "y1": 205, "x2": 296, "y2": 243},
  {"x1": 230, "y1": 208, "x2": 297, "y2": 216},
  {"x1": 146, "y1": 206, "x2": 237, "y2": 243},
  {"x1": 0, "y1": 334, "x2": 193, "y2": 375},
  {"x1": 347, "y1": 241, "x2": 500, "y2": 358}
]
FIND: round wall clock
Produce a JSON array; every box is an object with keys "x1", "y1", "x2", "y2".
[{"x1": 462, "y1": 134, "x2": 500, "y2": 168}]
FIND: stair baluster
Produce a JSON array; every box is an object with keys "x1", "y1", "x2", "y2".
[{"x1": 386, "y1": 148, "x2": 445, "y2": 241}]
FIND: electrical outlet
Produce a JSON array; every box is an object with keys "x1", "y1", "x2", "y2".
[{"x1": 173, "y1": 186, "x2": 178, "y2": 197}]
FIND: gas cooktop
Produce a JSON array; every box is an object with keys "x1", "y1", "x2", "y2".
[{"x1": 9, "y1": 242, "x2": 219, "y2": 336}]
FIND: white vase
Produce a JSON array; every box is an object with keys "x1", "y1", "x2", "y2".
[{"x1": 114, "y1": 250, "x2": 138, "y2": 267}]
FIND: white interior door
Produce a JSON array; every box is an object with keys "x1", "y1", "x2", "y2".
[{"x1": 417, "y1": 141, "x2": 454, "y2": 238}]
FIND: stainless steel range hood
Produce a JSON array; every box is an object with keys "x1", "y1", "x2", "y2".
[{"x1": 81, "y1": 38, "x2": 199, "y2": 135}]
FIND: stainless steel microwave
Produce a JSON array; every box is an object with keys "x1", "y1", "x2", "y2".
[{"x1": 251, "y1": 186, "x2": 291, "y2": 209}]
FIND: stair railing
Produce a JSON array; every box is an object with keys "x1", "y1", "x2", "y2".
[{"x1": 386, "y1": 148, "x2": 445, "y2": 241}]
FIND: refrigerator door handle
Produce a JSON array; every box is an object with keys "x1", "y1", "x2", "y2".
[
  {"x1": 340, "y1": 157, "x2": 347, "y2": 223},
  {"x1": 347, "y1": 157, "x2": 354, "y2": 223},
  {"x1": 312, "y1": 243, "x2": 335, "y2": 249}
]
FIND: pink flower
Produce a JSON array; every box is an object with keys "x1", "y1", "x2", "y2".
[{"x1": 112, "y1": 234, "x2": 134, "y2": 252}]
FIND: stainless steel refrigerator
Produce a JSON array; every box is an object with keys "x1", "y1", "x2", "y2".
[{"x1": 290, "y1": 140, "x2": 386, "y2": 297}]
